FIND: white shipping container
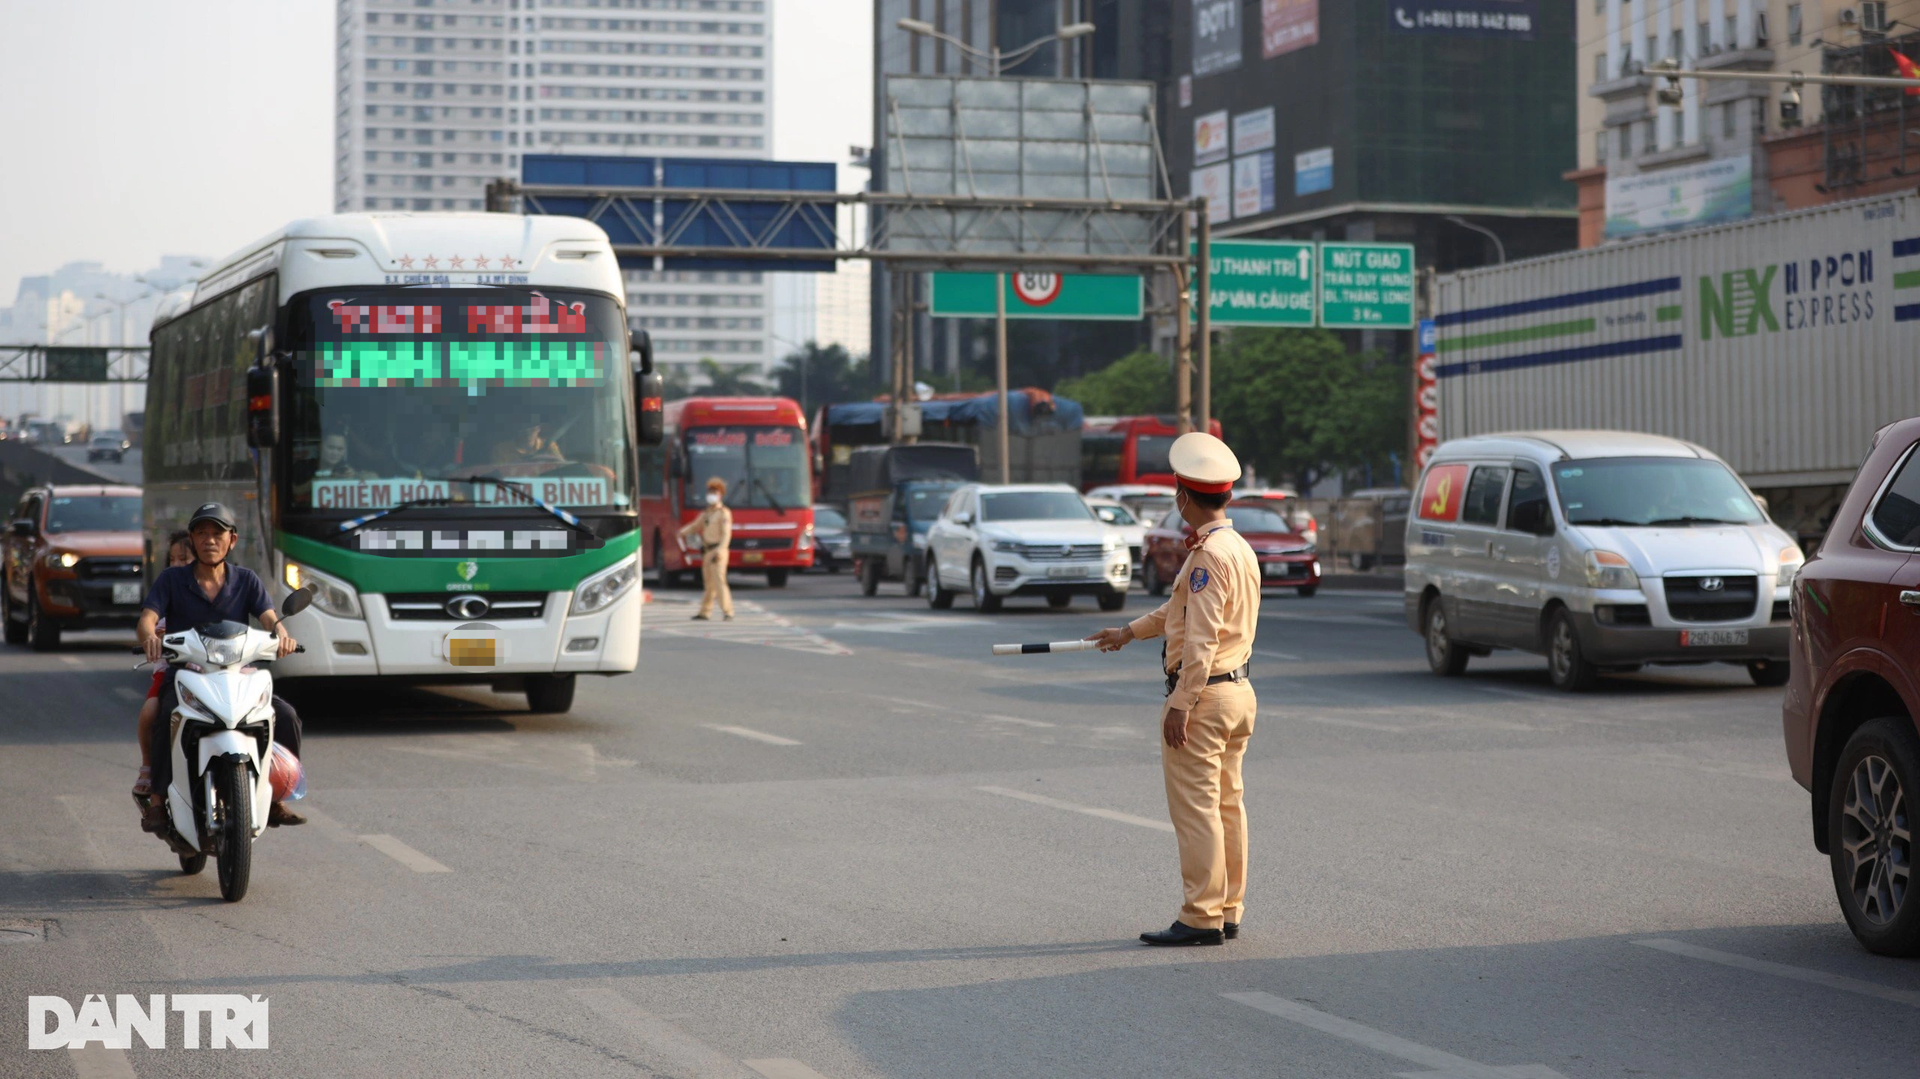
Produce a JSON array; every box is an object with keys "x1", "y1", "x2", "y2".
[{"x1": 1433, "y1": 192, "x2": 1920, "y2": 491}]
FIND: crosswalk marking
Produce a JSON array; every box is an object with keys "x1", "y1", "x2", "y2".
[
  {"x1": 647, "y1": 594, "x2": 850, "y2": 656},
  {"x1": 68, "y1": 1046, "x2": 138, "y2": 1079},
  {"x1": 1222, "y1": 992, "x2": 1569, "y2": 1079},
  {"x1": 976, "y1": 785, "x2": 1173, "y2": 833},
  {"x1": 1632, "y1": 938, "x2": 1920, "y2": 1007},
  {"x1": 703, "y1": 724, "x2": 802, "y2": 746},
  {"x1": 359, "y1": 834, "x2": 452, "y2": 873},
  {"x1": 746, "y1": 1060, "x2": 836, "y2": 1079}
]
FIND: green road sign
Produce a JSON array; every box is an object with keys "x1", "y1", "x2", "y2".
[
  {"x1": 928, "y1": 272, "x2": 1143, "y2": 321},
  {"x1": 44, "y1": 348, "x2": 109, "y2": 382},
  {"x1": 1195, "y1": 239, "x2": 1315, "y2": 326},
  {"x1": 1318, "y1": 243, "x2": 1416, "y2": 328}
]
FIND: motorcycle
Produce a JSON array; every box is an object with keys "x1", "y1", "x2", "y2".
[{"x1": 136, "y1": 584, "x2": 314, "y2": 902}]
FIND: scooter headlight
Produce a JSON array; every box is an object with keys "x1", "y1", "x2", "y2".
[{"x1": 204, "y1": 637, "x2": 246, "y2": 667}]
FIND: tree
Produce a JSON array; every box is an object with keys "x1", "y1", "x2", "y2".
[
  {"x1": 1054, "y1": 349, "x2": 1174, "y2": 415},
  {"x1": 694, "y1": 357, "x2": 767, "y2": 397},
  {"x1": 769, "y1": 341, "x2": 877, "y2": 414},
  {"x1": 1209, "y1": 328, "x2": 1405, "y2": 492}
]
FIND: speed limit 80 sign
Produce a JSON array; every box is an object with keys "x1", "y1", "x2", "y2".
[{"x1": 928, "y1": 272, "x2": 1142, "y2": 321}]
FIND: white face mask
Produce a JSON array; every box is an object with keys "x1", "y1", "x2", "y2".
[{"x1": 706, "y1": 493, "x2": 721, "y2": 506}]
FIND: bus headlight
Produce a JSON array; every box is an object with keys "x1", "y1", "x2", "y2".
[
  {"x1": 798, "y1": 525, "x2": 814, "y2": 551},
  {"x1": 283, "y1": 561, "x2": 363, "y2": 619},
  {"x1": 572, "y1": 555, "x2": 638, "y2": 615}
]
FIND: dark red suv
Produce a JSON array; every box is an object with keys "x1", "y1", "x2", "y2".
[{"x1": 1785, "y1": 417, "x2": 1920, "y2": 955}]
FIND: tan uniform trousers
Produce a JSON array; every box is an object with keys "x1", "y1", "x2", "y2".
[
  {"x1": 698, "y1": 547, "x2": 733, "y2": 618},
  {"x1": 1161, "y1": 679, "x2": 1256, "y2": 930}
]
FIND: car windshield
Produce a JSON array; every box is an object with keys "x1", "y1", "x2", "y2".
[
  {"x1": 1126, "y1": 495, "x2": 1175, "y2": 521},
  {"x1": 813, "y1": 507, "x2": 846, "y2": 530},
  {"x1": 684, "y1": 426, "x2": 809, "y2": 510},
  {"x1": 979, "y1": 491, "x2": 1093, "y2": 522},
  {"x1": 286, "y1": 287, "x2": 635, "y2": 512},
  {"x1": 1092, "y1": 503, "x2": 1139, "y2": 526},
  {"x1": 905, "y1": 484, "x2": 955, "y2": 521},
  {"x1": 1553, "y1": 458, "x2": 1763, "y2": 526},
  {"x1": 46, "y1": 495, "x2": 140, "y2": 533},
  {"x1": 1227, "y1": 505, "x2": 1295, "y2": 533}
]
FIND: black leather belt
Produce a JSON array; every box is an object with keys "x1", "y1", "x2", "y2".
[{"x1": 1163, "y1": 661, "x2": 1251, "y2": 697}]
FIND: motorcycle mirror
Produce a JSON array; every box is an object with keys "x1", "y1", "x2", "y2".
[{"x1": 281, "y1": 583, "x2": 318, "y2": 618}]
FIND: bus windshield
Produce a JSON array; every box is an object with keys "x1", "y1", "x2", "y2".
[
  {"x1": 285, "y1": 288, "x2": 634, "y2": 512},
  {"x1": 685, "y1": 426, "x2": 809, "y2": 510}
]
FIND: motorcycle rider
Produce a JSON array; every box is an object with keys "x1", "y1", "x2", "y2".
[
  {"x1": 131, "y1": 530, "x2": 195, "y2": 804},
  {"x1": 135, "y1": 503, "x2": 306, "y2": 828}
]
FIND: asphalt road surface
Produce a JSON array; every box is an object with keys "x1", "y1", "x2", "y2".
[
  {"x1": 5, "y1": 572, "x2": 1918, "y2": 1077},
  {"x1": 39, "y1": 443, "x2": 143, "y2": 486}
]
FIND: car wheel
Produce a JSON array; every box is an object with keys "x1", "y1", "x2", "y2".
[
  {"x1": 970, "y1": 557, "x2": 1002, "y2": 613},
  {"x1": 1423, "y1": 596, "x2": 1469, "y2": 677},
  {"x1": 1098, "y1": 587, "x2": 1128, "y2": 612},
  {"x1": 525, "y1": 673, "x2": 576, "y2": 714},
  {"x1": 1748, "y1": 659, "x2": 1791, "y2": 687},
  {"x1": 1545, "y1": 609, "x2": 1597, "y2": 692},
  {"x1": 1046, "y1": 593, "x2": 1072, "y2": 609},
  {"x1": 1348, "y1": 551, "x2": 1372, "y2": 571},
  {"x1": 1297, "y1": 585, "x2": 1319, "y2": 598},
  {"x1": 1, "y1": 583, "x2": 23, "y2": 646},
  {"x1": 26, "y1": 591, "x2": 60, "y2": 652},
  {"x1": 906, "y1": 556, "x2": 924, "y2": 598},
  {"x1": 926, "y1": 560, "x2": 955, "y2": 610},
  {"x1": 766, "y1": 569, "x2": 789, "y2": 588},
  {"x1": 1829, "y1": 718, "x2": 1920, "y2": 956},
  {"x1": 1143, "y1": 556, "x2": 1165, "y2": 597},
  {"x1": 858, "y1": 557, "x2": 880, "y2": 597}
]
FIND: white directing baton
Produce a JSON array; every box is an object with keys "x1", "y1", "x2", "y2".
[{"x1": 991, "y1": 640, "x2": 1102, "y2": 656}]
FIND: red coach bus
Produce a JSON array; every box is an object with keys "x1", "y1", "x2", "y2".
[
  {"x1": 1081, "y1": 415, "x2": 1224, "y2": 491},
  {"x1": 641, "y1": 397, "x2": 815, "y2": 587}
]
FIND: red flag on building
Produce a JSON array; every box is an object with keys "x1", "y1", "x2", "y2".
[{"x1": 1891, "y1": 48, "x2": 1920, "y2": 96}]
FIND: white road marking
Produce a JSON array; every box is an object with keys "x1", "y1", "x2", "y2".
[
  {"x1": 573, "y1": 987, "x2": 756, "y2": 1078},
  {"x1": 68, "y1": 1046, "x2": 138, "y2": 1079},
  {"x1": 1632, "y1": 938, "x2": 1920, "y2": 1007},
  {"x1": 746, "y1": 1060, "x2": 836, "y2": 1079},
  {"x1": 703, "y1": 724, "x2": 802, "y2": 746},
  {"x1": 358, "y1": 834, "x2": 452, "y2": 873},
  {"x1": 982, "y1": 713, "x2": 1055, "y2": 728},
  {"x1": 648, "y1": 595, "x2": 850, "y2": 656},
  {"x1": 1251, "y1": 648, "x2": 1303, "y2": 661},
  {"x1": 58, "y1": 654, "x2": 84, "y2": 668},
  {"x1": 1222, "y1": 992, "x2": 1569, "y2": 1079},
  {"x1": 113, "y1": 685, "x2": 139, "y2": 700},
  {"x1": 976, "y1": 785, "x2": 1173, "y2": 833}
]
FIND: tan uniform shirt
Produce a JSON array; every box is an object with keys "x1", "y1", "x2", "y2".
[
  {"x1": 679, "y1": 504, "x2": 732, "y2": 550},
  {"x1": 1127, "y1": 521, "x2": 1261, "y2": 710}
]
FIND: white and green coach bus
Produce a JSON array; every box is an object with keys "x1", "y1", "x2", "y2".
[{"x1": 145, "y1": 213, "x2": 664, "y2": 712}]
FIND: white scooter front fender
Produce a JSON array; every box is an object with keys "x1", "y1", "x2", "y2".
[{"x1": 196, "y1": 730, "x2": 270, "y2": 839}]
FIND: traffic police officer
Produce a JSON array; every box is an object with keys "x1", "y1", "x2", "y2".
[
  {"x1": 1088, "y1": 432, "x2": 1260, "y2": 946},
  {"x1": 680, "y1": 477, "x2": 735, "y2": 621}
]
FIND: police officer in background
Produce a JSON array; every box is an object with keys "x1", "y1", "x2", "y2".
[
  {"x1": 1087, "y1": 432, "x2": 1260, "y2": 946},
  {"x1": 680, "y1": 476, "x2": 734, "y2": 621}
]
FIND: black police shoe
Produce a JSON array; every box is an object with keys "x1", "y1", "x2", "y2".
[{"x1": 1139, "y1": 921, "x2": 1224, "y2": 947}]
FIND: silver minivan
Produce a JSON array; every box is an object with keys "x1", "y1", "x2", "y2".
[{"x1": 1404, "y1": 431, "x2": 1799, "y2": 691}]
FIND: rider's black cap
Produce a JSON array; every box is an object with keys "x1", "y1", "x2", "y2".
[{"x1": 187, "y1": 502, "x2": 237, "y2": 532}]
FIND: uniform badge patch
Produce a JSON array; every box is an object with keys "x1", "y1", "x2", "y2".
[{"x1": 1189, "y1": 567, "x2": 1210, "y2": 592}]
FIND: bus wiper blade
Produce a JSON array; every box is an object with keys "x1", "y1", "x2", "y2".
[
  {"x1": 337, "y1": 497, "x2": 458, "y2": 537},
  {"x1": 1565, "y1": 516, "x2": 1646, "y2": 526},
  {"x1": 1646, "y1": 516, "x2": 1742, "y2": 527},
  {"x1": 752, "y1": 475, "x2": 786, "y2": 515},
  {"x1": 445, "y1": 474, "x2": 596, "y2": 537}
]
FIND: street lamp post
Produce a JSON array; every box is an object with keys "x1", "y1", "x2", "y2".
[{"x1": 896, "y1": 17, "x2": 1097, "y2": 483}]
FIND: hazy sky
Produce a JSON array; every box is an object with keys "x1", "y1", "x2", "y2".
[{"x1": 0, "y1": 0, "x2": 872, "y2": 302}]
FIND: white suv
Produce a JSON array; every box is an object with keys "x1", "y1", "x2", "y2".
[{"x1": 925, "y1": 484, "x2": 1130, "y2": 612}]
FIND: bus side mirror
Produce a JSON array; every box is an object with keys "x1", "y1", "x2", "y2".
[
  {"x1": 630, "y1": 328, "x2": 654, "y2": 375},
  {"x1": 249, "y1": 325, "x2": 275, "y2": 364},
  {"x1": 637, "y1": 370, "x2": 664, "y2": 447},
  {"x1": 246, "y1": 363, "x2": 280, "y2": 448}
]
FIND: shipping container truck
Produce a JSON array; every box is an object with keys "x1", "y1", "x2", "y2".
[{"x1": 1433, "y1": 190, "x2": 1920, "y2": 543}]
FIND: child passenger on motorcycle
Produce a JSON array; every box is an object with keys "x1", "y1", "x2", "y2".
[
  {"x1": 135, "y1": 502, "x2": 305, "y2": 828},
  {"x1": 130, "y1": 531, "x2": 194, "y2": 803}
]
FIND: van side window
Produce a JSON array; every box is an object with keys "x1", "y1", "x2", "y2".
[
  {"x1": 1870, "y1": 443, "x2": 1920, "y2": 547},
  {"x1": 1505, "y1": 466, "x2": 1551, "y2": 534},
  {"x1": 1462, "y1": 466, "x2": 1509, "y2": 526}
]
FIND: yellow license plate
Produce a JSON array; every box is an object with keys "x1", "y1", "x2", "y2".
[
  {"x1": 743, "y1": 552, "x2": 764, "y2": 563},
  {"x1": 448, "y1": 638, "x2": 496, "y2": 666}
]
